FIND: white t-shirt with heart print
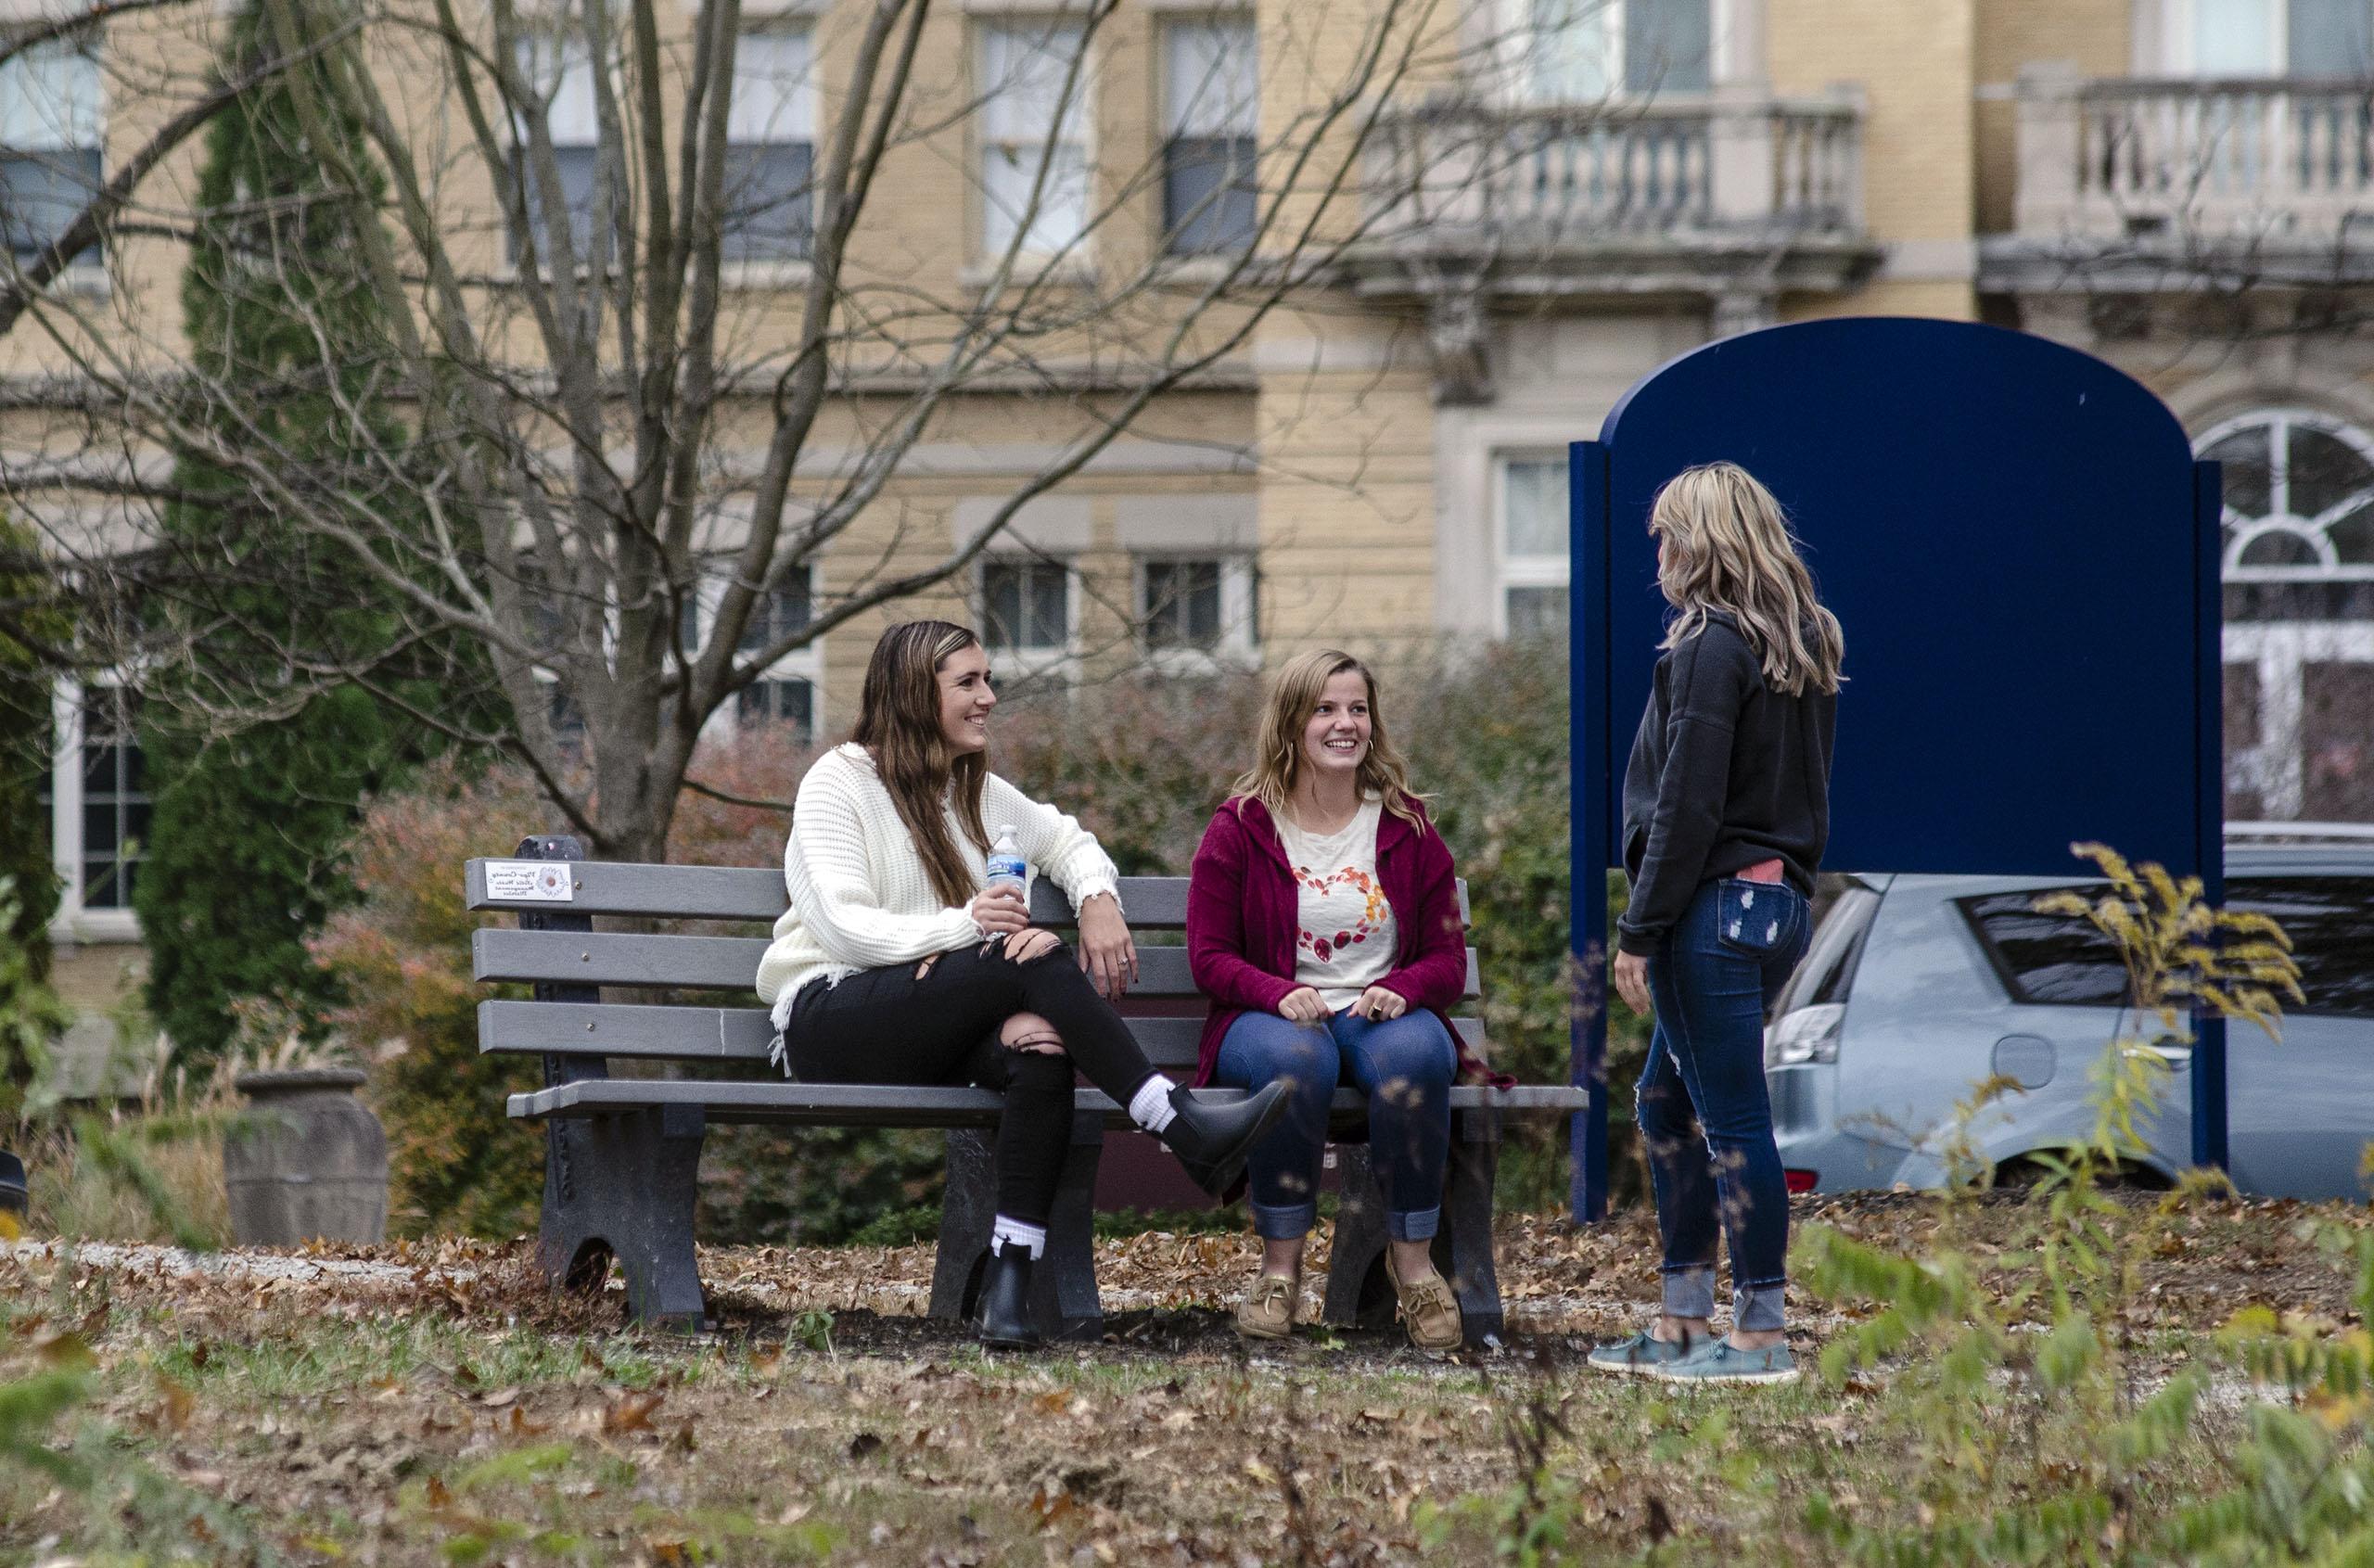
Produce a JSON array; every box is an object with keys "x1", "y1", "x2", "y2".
[{"x1": 1274, "y1": 797, "x2": 1399, "y2": 1011}]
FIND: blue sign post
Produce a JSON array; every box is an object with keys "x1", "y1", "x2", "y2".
[{"x1": 1568, "y1": 317, "x2": 2227, "y2": 1223}]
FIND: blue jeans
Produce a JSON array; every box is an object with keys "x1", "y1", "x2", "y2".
[
  {"x1": 1637, "y1": 876, "x2": 1810, "y2": 1333},
  {"x1": 1213, "y1": 1008, "x2": 1459, "y2": 1243}
]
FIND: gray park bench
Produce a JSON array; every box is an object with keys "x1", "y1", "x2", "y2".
[{"x1": 467, "y1": 834, "x2": 1589, "y2": 1345}]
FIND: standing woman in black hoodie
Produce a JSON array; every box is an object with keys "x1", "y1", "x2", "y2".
[{"x1": 1589, "y1": 462, "x2": 1843, "y2": 1386}]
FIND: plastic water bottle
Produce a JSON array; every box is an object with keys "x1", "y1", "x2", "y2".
[{"x1": 986, "y1": 824, "x2": 1028, "y2": 900}]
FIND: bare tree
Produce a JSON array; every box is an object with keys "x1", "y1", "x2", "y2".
[{"x1": 16, "y1": 0, "x2": 1611, "y2": 860}]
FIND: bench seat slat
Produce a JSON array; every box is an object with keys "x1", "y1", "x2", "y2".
[
  {"x1": 507, "y1": 1078, "x2": 1589, "y2": 1125},
  {"x1": 472, "y1": 929, "x2": 1481, "y2": 998},
  {"x1": 466, "y1": 860, "x2": 1469, "y2": 928},
  {"x1": 477, "y1": 1000, "x2": 1490, "y2": 1072}
]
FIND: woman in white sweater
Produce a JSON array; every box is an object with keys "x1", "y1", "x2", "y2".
[{"x1": 756, "y1": 619, "x2": 1288, "y2": 1349}]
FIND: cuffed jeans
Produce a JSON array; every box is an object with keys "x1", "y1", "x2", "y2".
[
  {"x1": 1637, "y1": 876, "x2": 1810, "y2": 1334},
  {"x1": 1213, "y1": 1008, "x2": 1458, "y2": 1243}
]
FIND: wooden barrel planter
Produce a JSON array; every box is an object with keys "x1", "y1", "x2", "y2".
[{"x1": 223, "y1": 1068, "x2": 389, "y2": 1246}]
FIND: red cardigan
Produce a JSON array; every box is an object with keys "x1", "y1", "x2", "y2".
[{"x1": 1183, "y1": 796, "x2": 1508, "y2": 1089}]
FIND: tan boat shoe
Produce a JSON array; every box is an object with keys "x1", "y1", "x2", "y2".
[
  {"x1": 1385, "y1": 1250, "x2": 1464, "y2": 1352},
  {"x1": 1235, "y1": 1271, "x2": 1298, "y2": 1341}
]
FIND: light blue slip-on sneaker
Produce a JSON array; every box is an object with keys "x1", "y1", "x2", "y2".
[
  {"x1": 1586, "y1": 1330, "x2": 1697, "y2": 1376},
  {"x1": 1652, "y1": 1337, "x2": 1800, "y2": 1386}
]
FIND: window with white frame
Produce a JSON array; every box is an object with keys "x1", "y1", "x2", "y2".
[
  {"x1": 1138, "y1": 554, "x2": 1256, "y2": 660},
  {"x1": 1518, "y1": 0, "x2": 1711, "y2": 101},
  {"x1": 1496, "y1": 454, "x2": 1570, "y2": 640},
  {"x1": 2202, "y1": 406, "x2": 2374, "y2": 822},
  {"x1": 681, "y1": 560, "x2": 821, "y2": 744},
  {"x1": 0, "y1": 32, "x2": 102, "y2": 269},
  {"x1": 43, "y1": 682, "x2": 147, "y2": 936},
  {"x1": 723, "y1": 27, "x2": 816, "y2": 262},
  {"x1": 1162, "y1": 19, "x2": 1257, "y2": 255},
  {"x1": 2154, "y1": 0, "x2": 2373, "y2": 75},
  {"x1": 976, "y1": 20, "x2": 1091, "y2": 259},
  {"x1": 509, "y1": 32, "x2": 608, "y2": 269},
  {"x1": 981, "y1": 556, "x2": 1073, "y2": 661}
]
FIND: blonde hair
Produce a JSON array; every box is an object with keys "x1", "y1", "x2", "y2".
[
  {"x1": 1650, "y1": 462, "x2": 1845, "y2": 696},
  {"x1": 853, "y1": 619, "x2": 990, "y2": 908},
  {"x1": 1230, "y1": 649, "x2": 1429, "y2": 831}
]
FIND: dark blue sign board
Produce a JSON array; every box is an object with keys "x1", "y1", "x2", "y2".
[{"x1": 1568, "y1": 317, "x2": 2226, "y2": 1222}]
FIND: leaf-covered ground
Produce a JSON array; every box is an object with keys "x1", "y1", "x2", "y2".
[{"x1": 3, "y1": 1192, "x2": 2367, "y2": 1565}]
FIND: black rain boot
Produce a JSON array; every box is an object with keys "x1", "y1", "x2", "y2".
[
  {"x1": 975, "y1": 1241, "x2": 1041, "y2": 1351},
  {"x1": 1161, "y1": 1080, "x2": 1292, "y2": 1198}
]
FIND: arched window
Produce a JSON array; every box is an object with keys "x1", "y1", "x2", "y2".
[
  {"x1": 2200, "y1": 406, "x2": 2374, "y2": 823},
  {"x1": 2200, "y1": 408, "x2": 2374, "y2": 586}
]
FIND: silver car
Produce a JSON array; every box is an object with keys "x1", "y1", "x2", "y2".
[{"x1": 1765, "y1": 828, "x2": 2374, "y2": 1198}]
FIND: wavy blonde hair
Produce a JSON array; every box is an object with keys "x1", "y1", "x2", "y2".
[
  {"x1": 853, "y1": 619, "x2": 990, "y2": 908},
  {"x1": 1230, "y1": 649, "x2": 1429, "y2": 831},
  {"x1": 1650, "y1": 462, "x2": 1845, "y2": 696}
]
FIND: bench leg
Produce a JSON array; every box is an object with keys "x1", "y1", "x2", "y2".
[
  {"x1": 1320, "y1": 1111, "x2": 1505, "y2": 1348},
  {"x1": 927, "y1": 1129, "x2": 996, "y2": 1325},
  {"x1": 1031, "y1": 1113, "x2": 1105, "y2": 1343},
  {"x1": 536, "y1": 1104, "x2": 708, "y2": 1331},
  {"x1": 1442, "y1": 1118, "x2": 1506, "y2": 1346},
  {"x1": 926, "y1": 1119, "x2": 1104, "y2": 1344}
]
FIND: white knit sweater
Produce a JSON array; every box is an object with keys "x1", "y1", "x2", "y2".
[{"x1": 755, "y1": 743, "x2": 1123, "y2": 1039}]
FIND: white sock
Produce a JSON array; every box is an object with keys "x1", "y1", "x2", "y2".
[
  {"x1": 990, "y1": 1215, "x2": 1047, "y2": 1260},
  {"x1": 1129, "y1": 1075, "x2": 1178, "y2": 1136}
]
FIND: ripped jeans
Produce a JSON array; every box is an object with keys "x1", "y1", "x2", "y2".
[
  {"x1": 1637, "y1": 875, "x2": 1810, "y2": 1334},
  {"x1": 779, "y1": 941, "x2": 1164, "y2": 1227}
]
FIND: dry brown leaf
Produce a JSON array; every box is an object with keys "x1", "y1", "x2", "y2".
[
  {"x1": 601, "y1": 1390, "x2": 666, "y2": 1434},
  {"x1": 155, "y1": 1376, "x2": 195, "y2": 1434}
]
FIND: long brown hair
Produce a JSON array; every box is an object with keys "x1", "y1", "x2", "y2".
[
  {"x1": 1230, "y1": 648, "x2": 1429, "y2": 832},
  {"x1": 1650, "y1": 462, "x2": 1845, "y2": 696},
  {"x1": 852, "y1": 619, "x2": 990, "y2": 908}
]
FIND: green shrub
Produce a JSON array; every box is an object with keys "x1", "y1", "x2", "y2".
[{"x1": 136, "y1": 0, "x2": 452, "y2": 1064}]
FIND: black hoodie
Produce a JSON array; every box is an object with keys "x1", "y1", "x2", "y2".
[{"x1": 1616, "y1": 609, "x2": 1837, "y2": 957}]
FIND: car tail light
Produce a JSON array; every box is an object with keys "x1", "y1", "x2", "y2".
[
  {"x1": 1784, "y1": 1168, "x2": 1819, "y2": 1195},
  {"x1": 1765, "y1": 1002, "x2": 1844, "y2": 1069}
]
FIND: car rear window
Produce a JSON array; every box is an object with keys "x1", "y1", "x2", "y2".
[
  {"x1": 1958, "y1": 886, "x2": 2125, "y2": 1005},
  {"x1": 2230, "y1": 876, "x2": 2374, "y2": 1019},
  {"x1": 1774, "y1": 881, "x2": 1883, "y2": 1013},
  {"x1": 1959, "y1": 874, "x2": 2374, "y2": 1016}
]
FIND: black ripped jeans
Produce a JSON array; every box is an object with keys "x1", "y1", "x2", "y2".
[{"x1": 779, "y1": 939, "x2": 1163, "y2": 1226}]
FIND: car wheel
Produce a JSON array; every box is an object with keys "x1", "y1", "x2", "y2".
[{"x1": 1993, "y1": 1154, "x2": 2172, "y2": 1192}]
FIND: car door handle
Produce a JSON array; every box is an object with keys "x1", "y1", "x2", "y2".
[{"x1": 2123, "y1": 1038, "x2": 2192, "y2": 1067}]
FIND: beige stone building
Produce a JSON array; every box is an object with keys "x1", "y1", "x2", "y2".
[{"x1": 13, "y1": 0, "x2": 2373, "y2": 1017}]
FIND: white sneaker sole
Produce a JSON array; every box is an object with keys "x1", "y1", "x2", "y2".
[
  {"x1": 1587, "y1": 1355, "x2": 1679, "y2": 1377},
  {"x1": 1649, "y1": 1364, "x2": 1801, "y2": 1386}
]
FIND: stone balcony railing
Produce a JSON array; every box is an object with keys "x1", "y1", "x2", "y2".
[
  {"x1": 1341, "y1": 88, "x2": 1876, "y2": 402},
  {"x1": 1349, "y1": 88, "x2": 1872, "y2": 294},
  {"x1": 2008, "y1": 64, "x2": 2374, "y2": 269}
]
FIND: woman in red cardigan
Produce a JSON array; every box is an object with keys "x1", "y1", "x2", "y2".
[{"x1": 1187, "y1": 649, "x2": 1495, "y2": 1350}]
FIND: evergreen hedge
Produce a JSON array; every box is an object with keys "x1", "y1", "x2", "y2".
[{"x1": 135, "y1": 2, "x2": 431, "y2": 1061}]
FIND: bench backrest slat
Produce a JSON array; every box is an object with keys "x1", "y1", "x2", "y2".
[
  {"x1": 466, "y1": 860, "x2": 1470, "y2": 928},
  {"x1": 472, "y1": 927, "x2": 1481, "y2": 1000},
  {"x1": 477, "y1": 999, "x2": 1485, "y2": 1072}
]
